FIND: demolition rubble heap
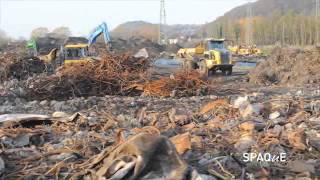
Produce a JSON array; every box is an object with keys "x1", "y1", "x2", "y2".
[
  {"x1": 0, "y1": 44, "x2": 319, "y2": 179},
  {"x1": 0, "y1": 52, "x2": 46, "y2": 82},
  {"x1": 0, "y1": 92, "x2": 319, "y2": 179},
  {"x1": 142, "y1": 71, "x2": 211, "y2": 97},
  {"x1": 249, "y1": 48, "x2": 320, "y2": 85},
  {"x1": 25, "y1": 53, "x2": 209, "y2": 100},
  {"x1": 26, "y1": 53, "x2": 150, "y2": 100},
  {"x1": 99, "y1": 37, "x2": 181, "y2": 58}
]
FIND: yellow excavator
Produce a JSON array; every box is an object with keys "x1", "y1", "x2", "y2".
[{"x1": 177, "y1": 38, "x2": 235, "y2": 77}]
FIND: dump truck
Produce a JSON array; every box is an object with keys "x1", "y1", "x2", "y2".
[{"x1": 178, "y1": 38, "x2": 235, "y2": 77}]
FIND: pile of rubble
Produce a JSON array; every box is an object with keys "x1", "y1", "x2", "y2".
[
  {"x1": 249, "y1": 48, "x2": 320, "y2": 85},
  {"x1": 0, "y1": 52, "x2": 46, "y2": 82},
  {"x1": 100, "y1": 37, "x2": 181, "y2": 58},
  {"x1": 142, "y1": 70, "x2": 212, "y2": 97},
  {"x1": 0, "y1": 92, "x2": 319, "y2": 179},
  {"x1": 25, "y1": 53, "x2": 212, "y2": 100},
  {"x1": 111, "y1": 37, "x2": 165, "y2": 56},
  {"x1": 25, "y1": 53, "x2": 150, "y2": 100}
]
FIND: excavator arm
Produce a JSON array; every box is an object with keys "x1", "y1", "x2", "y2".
[{"x1": 88, "y1": 22, "x2": 111, "y2": 47}]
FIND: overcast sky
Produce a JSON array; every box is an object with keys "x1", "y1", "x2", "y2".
[{"x1": 0, "y1": 0, "x2": 250, "y2": 38}]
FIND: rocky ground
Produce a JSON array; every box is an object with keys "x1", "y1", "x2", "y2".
[{"x1": 0, "y1": 48, "x2": 319, "y2": 179}]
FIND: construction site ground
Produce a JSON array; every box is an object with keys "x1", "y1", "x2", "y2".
[{"x1": 0, "y1": 47, "x2": 319, "y2": 179}]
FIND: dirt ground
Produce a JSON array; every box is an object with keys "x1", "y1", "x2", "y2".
[
  {"x1": 249, "y1": 47, "x2": 320, "y2": 86},
  {"x1": 0, "y1": 48, "x2": 319, "y2": 179}
]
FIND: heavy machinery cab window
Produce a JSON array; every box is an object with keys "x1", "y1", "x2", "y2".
[
  {"x1": 65, "y1": 48, "x2": 88, "y2": 59},
  {"x1": 207, "y1": 41, "x2": 225, "y2": 50}
]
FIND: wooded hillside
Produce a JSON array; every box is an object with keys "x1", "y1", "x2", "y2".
[{"x1": 201, "y1": 0, "x2": 319, "y2": 45}]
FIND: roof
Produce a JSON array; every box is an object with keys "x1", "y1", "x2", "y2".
[
  {"x1": 63, "y1": 37, "x2": 88, "y2": 45},
  {"x1": 64, "y1": 44, "x2": 89, "y2": 48},
  {"x1": 206, "y1": 38, "x2": 226, "y2": 42}
]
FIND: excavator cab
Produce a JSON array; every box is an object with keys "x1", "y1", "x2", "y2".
[{"x1": 60, "y1": 43, "x2": 94, "y2": 66}]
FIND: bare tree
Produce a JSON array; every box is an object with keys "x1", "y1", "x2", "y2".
[
  {"x1": 51, "y1": 27, "x2": 71, "y2": 39},
  {"x1": 30, "y1": 27, "x2": 49, "y2": 39}
]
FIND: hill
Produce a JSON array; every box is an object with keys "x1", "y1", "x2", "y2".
[
  {"x1": 221, "y1": 0, "x2": 313, "y2": 19},
  {"x1": 111, "y1": 21, "x2": 201, "y2": 41},
  {"x1": 201, "y1": 0, "x2": 317, "y2": 45}
]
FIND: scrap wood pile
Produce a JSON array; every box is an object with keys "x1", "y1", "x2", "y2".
[
  {"x1": 0, "y1": 112, "x2": 204, "y2": 179},
  {"x1": 0, "y1": 94, "x2": 319, "y2": 179},
  {"x1": 142, "y1": 70, "x2": 212, "y2": 97},
  {"x1": 25, "y1": 53, "x2": 150, "y2": 100},
  {"x1": 26, "y1": 54, "x2": 211, "y2": 100},
  {"x1": 0, "y1": 52, "x2": 46, "y2": 82},
  {"x1": 249, "y1": 47, "x2": 320, "y2": 85}
]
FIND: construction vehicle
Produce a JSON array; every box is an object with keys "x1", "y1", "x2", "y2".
[
  {"x1": 26, "y1": 22, "x2": 111, "y2": 67},
  {"x1": 38, "y1": 48, "x2": 59, "y2": 63},
  {"x1": 88, "y1": 22, "x2": 111, "y2": 48},
  {"x1": 26, "y1": 39, "x2": 59, "y2": 65},
  {"x1": 228, "y1": 44, "x2": 263, "y2": 57},
  {"x1": 57, "y1": 37, "x2": 92, "y2": 66},
  {"x1": 178, "y1": 38, "x2": 235, "y2": 77},
  {"x1": 26, "y1": 39, "x2": 38, "y2": 56},
  {"x1": 59, "y1": 22, "x2": 111, "y2": 66}
]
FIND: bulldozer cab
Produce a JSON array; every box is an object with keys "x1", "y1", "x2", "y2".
[
  {"x1": 64, "y1": 44, "x2": 89, "y2": 59},
  {"x1": 61, "y1": 44, "x2": 94, "y2": 65}
]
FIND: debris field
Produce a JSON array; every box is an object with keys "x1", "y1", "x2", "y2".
[
  {"x1": 0, "y1": 46, "x2": 319, "y2": 179},
  {"x1": 249, "y1": 48, "x2": 320, "y2": 86}
]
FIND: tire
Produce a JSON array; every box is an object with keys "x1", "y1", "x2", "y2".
[
  {"x1": 224, "y1": 67, "x2": 233, "y2": 76},
  {"x1": 199, "y1": 61, "x2": 209, "y2": 77},
  {"x1": 210, "y1": 69, "x2": 216, "y2": 75},
  {"x1": 183, "y1": 60, "x2": 195, "y2": 70}
]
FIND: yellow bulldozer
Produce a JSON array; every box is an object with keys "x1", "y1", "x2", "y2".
[
  {"x1": 177, "y1": 38, "x2": 235, "y2": 77},
  {"x1": 228, "y1": 44, "x2": 262, "y2": 57},
  {"x1": 56, "y1": 38, "x2": 98, "y2": 67},
  {"x1": 38, "y1": 48, "x2": 59, "y2": 64}
]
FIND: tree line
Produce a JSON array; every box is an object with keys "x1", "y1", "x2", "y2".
[
  {"x1": 30, "y1": 27, "x2": 72, "y2": 40},
  {"x1": 203, "y1": 11, "x2": 320, "y2": 46}
]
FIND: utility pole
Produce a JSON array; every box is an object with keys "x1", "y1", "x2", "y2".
[
  {"x1": 246, "y1": 0, "x2": 253, "y2": 45},
  {"x1": 159, "y1": 0, "x2": 167, "y2": 45},
  {"x1": 282, "y1": 22, "x2": 285, "y2": 45},
  {"x1": 316, "y1": 0, "x2": 319, "y2": 45},
  {"x1": 0, "y1": 0, "x2": 2, "y2": 30}
]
